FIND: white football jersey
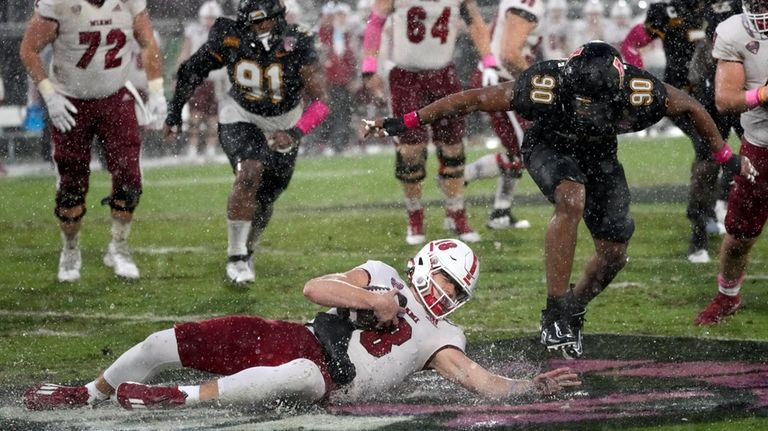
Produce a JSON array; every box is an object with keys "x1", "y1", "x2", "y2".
[
  {"x1": 37, "y1": 0, "x2": 146, "y2": 99},
  {"x1": 712, "y1": 15, "x2": 768, "y2": 148},
  {"x1": 489, "y1": 0, "x2": 545, "y2": 80},
  {"x1": 389, "y1": 0, "x2": 464, "y2": 70},
  {"x1": 330, "y1": 260, "x2": 466, "y2": 401}
]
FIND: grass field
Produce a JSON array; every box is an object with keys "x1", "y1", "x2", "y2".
[{"x1": 1, "y1": 135, "x2": 767, "y2": 430}]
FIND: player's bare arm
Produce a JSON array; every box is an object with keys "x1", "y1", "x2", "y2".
[
  {"x1": 134, "y1": 11, "x2": 163, "y2": 81},
  {"x1": 715, "y1": 60, "x2": 754, "y2": 113},
  {"x1": 272, "y1": 61, "x2": 328, "y2": 152},
  {"x1": 664, "y1": 83, "x2": 758, "y2": 182},
  {"x1": 501, "y1": 10, "x2": 537, "y2": 76},
  {"x1": 462, "y1": 0, "x2": 492, "y2": 58},
  {"x1": 364, "y1": 82, "x2": 515, "y2": 138},
  {"x1": 428, "y1": 346, "x2": 581, "y2": 399},
  {"x1": 303, "y1": 268, "x2": 403, "y2": 326},
  {"x1": 18, "y1": 13, "x2": 58, "y2": 83}
]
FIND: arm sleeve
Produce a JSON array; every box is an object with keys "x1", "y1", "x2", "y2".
[{"x1": 128, "y1": 0, "x2": 147, "y2": 16}]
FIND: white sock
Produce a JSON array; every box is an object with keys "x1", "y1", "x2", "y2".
[
  {"x1": 494, "y1": 174, "x2": 517, "y2": 210},
  {"x1": 61, "y1": 231, "x2": 80, "y2": 250},
  {"x1": 444, "y1": 196, "x2": 464, "y2": 212},
  {"x1": 111, "y1": 219, "x2": 132, "y2": 243},
  {"x1": 717, "y1": 273, "x2": 743, "y2": 297},
  {"x1": 85, "y1": 381, "x2": 109, "y2": 405},
  {"x1": 404, "y1": 198, "x2": 422, "y2": 212},
  {"x1": 178, "y1": 385, "x2": 200, "y2": 405},
  {"x1": 227, "y1": 219, "x2": 251, "y2": 256}
]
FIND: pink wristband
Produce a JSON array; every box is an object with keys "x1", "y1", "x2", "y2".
[
  {"x1": 295, "y1": 100, "x2": 330, "y2": 135},
  {"x1": 482, "y1": 54, "x2": 498, "y2": 69},
  {"x1": 362, "y1": 56, "x2": 378, "y2": 74},
  {"x1": 745, "y1": 88, "x2": 762, "y2": 108},
  {"x1": 712, "y1": 143, "x2": 733, "y2": 164},
  {"x1": 403, "y1": 111, "x2": 421, "y2": 129}
]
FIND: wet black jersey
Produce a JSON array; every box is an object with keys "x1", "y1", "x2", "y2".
[
  {"x1": 168, "y1": 18, "x2": 318, "y2": 124},
  {"x1": 644, "y1": 1, "x2": 706, "y2": 89},
  {"x1": 512, "y1": 60, "x2": 668, "y2": 152}
]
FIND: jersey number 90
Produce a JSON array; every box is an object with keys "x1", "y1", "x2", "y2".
[{"x1": 529, "y1": 74, "x2": 556, "y2": 104}]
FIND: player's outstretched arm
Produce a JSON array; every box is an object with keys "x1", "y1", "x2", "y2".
[
  {"x1": 665, "y1": 83, "x2": 758, "y2": 183},
  {"x1": 428, "y1": 347, "x2": 581, "y2": 399},
  {"x1": 715, "y1": 60, "x2": 768, "y2": 114},
  {"x1": 364, "y1": 82, "x2": 515, "y2": 138}
]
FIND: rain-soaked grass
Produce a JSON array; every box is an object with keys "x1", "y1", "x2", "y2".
[{"x1": 1, "y1": 136, "x2": 766, "y2": 429}]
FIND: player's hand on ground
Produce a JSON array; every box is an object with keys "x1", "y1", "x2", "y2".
[
  {"x1": 532, "y1": 367, "x2": 581, "y2": 396},
  {"x1": 38, "y1": 79, "x2": 77, "y2": 132},
  {"x1": 740, "y1": 155, "x2": 759, "y2": 183},
  {"x1": 371, "y1": 289, "x2": 405, "y2": 328}
]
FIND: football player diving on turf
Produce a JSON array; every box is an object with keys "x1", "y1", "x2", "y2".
[
  {"x1": 364, "y1": 41, "x2": 758, "y2": 359},
  {"x1": 23, "y1": 239, "x2": 580, "y2": 411},
  {"x1": 164, "y1": 0, "x2": 330, "y2": 284}
]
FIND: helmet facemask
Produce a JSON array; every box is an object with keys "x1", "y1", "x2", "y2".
[
  {"x1": 238, "y1": 0, "x2": 288, "y2": 50},
  {"x1": 743, "y1": 0, "x2": 768, "y2": 39},
  {"x1": 407, "y1": 239, "x2": 479, "y2": 320}
]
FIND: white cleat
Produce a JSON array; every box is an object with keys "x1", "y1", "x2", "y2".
[
  {"x1": 687, "y1": 249, "x2": 711, "y2": 264},
  {"x1": 405, "y1": 231, "x2": 426, "y2": 246},
  {"x1": 104, "y1": 241, "x2": 140, "y2": 280},
  {"x1": 226, "y1": 257, "x2": 255, "y2": 284},
  {"x1": 57, "y1": 247, "x2": 81, "y2": 283},
  {"x1": 442, "y1": 217, "x2": 481, "y2": 243}
]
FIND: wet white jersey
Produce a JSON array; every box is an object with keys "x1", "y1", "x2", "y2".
[
  {"x1": 390, "y1": 0, "x2": 464, "y2": 70},
  {"x1": 490, "y1": 0, "x2": 545, "y2": 80},
  {"x1": 713, "y1": 15, "x2": 768, "y2": 148},
  {"x1": 37, "y1": 0, "x2": 145, "y2": 99},
  {"x1": 331, "y1": 260, "x2": 466, "y2": 401}
]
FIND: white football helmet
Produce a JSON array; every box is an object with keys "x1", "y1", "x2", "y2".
[
  {"x1": 743, "y1": 0, "x2": 768, "y2": 39},
  {"x1": 610, "y1": 0, "x2": 632, "y2": 18},
  {"x1": 407, "y1": 239, "x2": 479, "y2": 320},
  {"x1": 199, "y1": 1, "x2": 223, "y2": 23}
]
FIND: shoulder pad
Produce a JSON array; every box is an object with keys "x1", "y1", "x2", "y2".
[{"x1": 208, "y1": 18, "x2": 241, "y2": 46}]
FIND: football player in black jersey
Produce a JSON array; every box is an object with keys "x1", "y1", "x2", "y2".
[
  {"x1": 363, "y1": 41, "x2": 758, "y2": 359},
  {"x1": 621, "y1": 0, "x2": 729, "y2": 263},
  {"x1": 164, "y1": 0, "x2": 329, "y2": 284}
]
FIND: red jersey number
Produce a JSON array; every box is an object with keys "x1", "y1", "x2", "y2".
[
  {"x1": 76, "y1": 29, "x2": 126, "y2": 69},
  {"x1": 406, "y1": 7, "x2": 451, "y2": 44},
  {"x1": 359, "y1": 318, "x2": 413, "y2": 357}
]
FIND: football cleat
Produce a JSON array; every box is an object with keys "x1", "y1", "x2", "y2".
[
  {"x1": 694, "y1": 293, "x2": 742, "y2": 326},
  {"x1": 540, "y1": 309, "x2": 577, "y2": 354},
  {"x1": 116, "y1": 382, "x2": 187, "y2": 410},
  {"x1": 23, "y1": 384, "x2": 89, "y2": 410},
  {"x1": 103, "y1": 241, "x2": 140, "y2": 279},
  {"x1": 443, "y1": 209, "x2": 481, "y2": 243},
  {"x1": 406, "y1": 209, "x2": 426, "y2": 245},
  {"x1": 687, "y1": 249, "x2": 711, "y2": 264},
  {"x1": 226, "y1": 255, "x2": 255, "y2": 284},
  {"x1": 486, "y1": 208, "x2": 531, "y2": 230},
  {"x1": 562, "y1": 309, "x2": 586, "y2": 359},
  {"x1": 57, "y1": 247, "x2": 82, "y2": 283}
]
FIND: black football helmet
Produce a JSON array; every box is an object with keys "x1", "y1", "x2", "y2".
[
  {"x1": 238, "y1": 0, "x2": 288, "y2": 47},
  {"x1": 561, "y1": 41, "x2": 625, "y2": 135},
  {"x1": 743, "y1": 0, "x2": 768, "y2": 38},
  {"x1": 671, "y1": 0, "x2": 707, "y2": 17}
]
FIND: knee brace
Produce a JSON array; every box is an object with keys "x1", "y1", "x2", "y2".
[
  {"x1": 395, "y1": 147, "x2": 427, "y2": 183},
  {"x1": 437, "y1": 146, "x2": 466, "y2": 179},
  {"x1": 101, "y1": 185, "x2": 142, "y2": 213},
  {"x1": 55, "y1": 188, "x2": 87, "y2": 222}
]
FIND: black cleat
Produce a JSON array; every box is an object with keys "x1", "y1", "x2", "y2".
[
  {"x1": 562, "y1": 309, "x2": 586, "y2": 359},
  {"x1": 540, "y1": 308, "x2": 577, "y2": 353}
]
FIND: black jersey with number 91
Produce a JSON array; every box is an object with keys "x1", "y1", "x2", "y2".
[
  {"x1": 187, "y1": 17, "x2": 318, "y2": 117},
  {"x1": 512, "y1": 60, "x2": 669, "y2": 140}
]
